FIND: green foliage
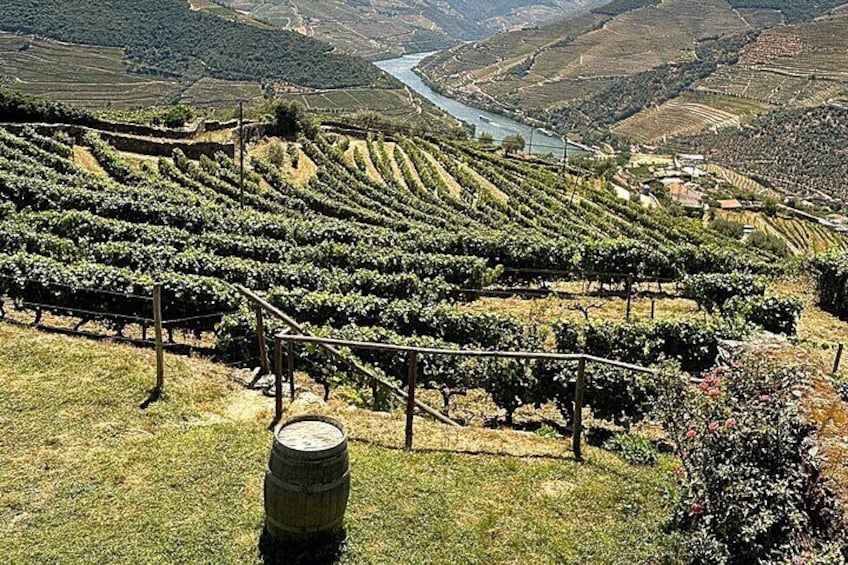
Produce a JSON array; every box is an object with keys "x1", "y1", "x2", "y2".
[
  {"x1": 810, "y1": 251, "x2": 848, "y2": 320},
  {"x1": 266, "y1": 141, "x2": 286, "y2": 168},
  {"x1": 747, "y1": 229, "x2": 789, "y2": 258},
  {"x1": 727, "y1": 0, "x2": 846, "y2": 23},
  {"x1": 580, "y1": 238, "x2": 676, "y2": 283},
  {"x1": 0, "y1": 0, "x2": 391, "y2": 89},
  {"x1": 683, "y1": 273, "x2": 767, "y2": 313},
  {"x1": 710, "y1": 218, "x2": 744, "y2": 240},
  {"x1": 160, "y1": 105, "x2": 194, "y2": 128},
  {"x1": 501, "y1": 134, "x2": 525, "y2": 155},
  {"x1": 0, "y1": 87, "x2": 94, "y2": 125},
  {"x1": 726, "y1": 295, "x2": 804, "y2": 335},
  {"x1": 654, "y1": 361, "x2": 847, "y2": 563},
  {"x1": 603, "y1": 434, "x2": 658, "y2": 466},
  {"x1": 592, "y1": 0, "x2": 661, "y2": 16},
  {"x1": 270, "y1": 101, "x2": 317, "y2": 139},
  {"x1": 478, "y1": 132, "x2": 494, "y2": 146}
]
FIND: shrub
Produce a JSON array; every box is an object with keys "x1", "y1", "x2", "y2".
[
  {"x1": 809, "y1": 251, "x2": 848, "y2": 320},
  {"x1": 654, "y1": 361, "x2": 847, "y2": 563},
  {"x1": 683, "y1": 273, "x2": 767, "y2": 313},
  {"x1": 711, "y1": 218, "x2": 744, "y2": 239},
  {"x1": 747, "y1": 230, "x2": 790, "y2": 258},
  {"x1": 266, "y1": 140, "x2": 286, "y2": 167},
  {"x1": 727, "y1": 295, "x2": 803, "y2": 335}
]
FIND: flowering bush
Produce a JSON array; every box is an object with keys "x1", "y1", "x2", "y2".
[{"x1": 654, "y1": 360, "x2": 846, "y2": 564}]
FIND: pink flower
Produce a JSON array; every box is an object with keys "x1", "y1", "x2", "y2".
[
  {"x1": 725, "y1": 418, "x2": 736, "y2": 428},
  {"x1": 760, "y1": 394, "x2": 772, "y2": 403},
  {"x1": 708, "y1": 388, "x2": 720, "y2": 398},
  {"x1": 708, "y1": 422, "x2": 720, "y2": 432},
  {"x1": 715, "y1": 366, "x2": 726, "y2": 375},
  {"x1": 691, "y1": 502, "x2": 704, "y2": 515},
  {"x1": 685, "y1": 429, "x2": 696, "y2": 440},
  {"x1": 674, "y1": 465, "x2": 684, "y2": 475}
]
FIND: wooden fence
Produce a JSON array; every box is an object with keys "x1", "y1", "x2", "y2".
[{"x1": 235, "y1": 284, "x2": 656, "y2": 461}]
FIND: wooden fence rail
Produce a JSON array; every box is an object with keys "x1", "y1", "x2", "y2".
[
  {"x1": 234, "y1": 284, "x2": 461, "y2": 428},
  {"x1": 272, "y1": 333, "x2": 656, "y2": 461}
]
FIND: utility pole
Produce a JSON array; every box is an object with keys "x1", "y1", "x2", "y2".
[
  {"x1": 561, "y1": 134, "x2": 568, "y2": 174},
  {"x1": 238, "y1": 100, "x2": 245, "y2": 209}
]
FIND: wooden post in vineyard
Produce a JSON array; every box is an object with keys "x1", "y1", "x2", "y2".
[
  {"x1": 153, "y1": 283, "x2": 164, "y2": 392},
  {"x1": 625, "y1": 276, "x2": 633, "y2": 321},
  {"x1": 287, "y1": 341, "x2": 295, "y2": 402},
  {"x1": 274, "y1": 336, "x2": 283, "y2": 421},
  {"x1": 405, "y1": 351, "x2": 419, "y2": 450},
  {"x1": 255, "y1": 304, "x2": 270, "y2": 375},
  {"x1": 650, "y1": 297, "x2": 656, "y2": 320},
  {"x1": 834, "y1": 342, "x2": 844, "y2": 376},
  {"x1": 572, "y1": 356, "x2": 586, "y2": 462}
]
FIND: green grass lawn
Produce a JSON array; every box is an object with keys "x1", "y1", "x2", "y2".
[{"x1": 0, "y1": 323, "x2": 683, "y2": 564}]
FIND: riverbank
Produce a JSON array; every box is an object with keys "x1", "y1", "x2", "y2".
[{"x1": 376, "y1": 53, "x2": 593, "y2": 158}]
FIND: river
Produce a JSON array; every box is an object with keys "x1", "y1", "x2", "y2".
[{"x1": 375, "y1": 52, "x2": 587, "y2": 158}]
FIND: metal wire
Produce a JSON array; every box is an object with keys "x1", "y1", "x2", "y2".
[
  {"x1": 0, "y1": 274, "x2": 154, "y2": 301},
  {"x1": 20, "y1": 301, "x2": 155, "y2": 323}
]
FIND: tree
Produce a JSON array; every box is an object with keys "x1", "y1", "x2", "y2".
[
  {"x1": 478, "y1": 132, "x2": 494, "y2": 146},
  {"x1": 270, "y1": 100, "x2": 317, "y2": 139},
  {"x1": 501, "y1": 134, "x2": 525, "y2": 155}
]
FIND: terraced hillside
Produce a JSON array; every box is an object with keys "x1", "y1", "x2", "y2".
[
  {"x1": 420, "y1": 0, "x2": 761, "y2": 109},
  {"x1": 419, "y1": 0, "x2": 848, "y2": 143},
  {"x1": 203, "y1": 0, "x2": 603, "y2": 59},
  {"x1": 696, "y1": 12, "x2": 848, "y2": 106},
  {"x1": 0, "y1": 123, "x2": 776, "y2": 349},
  {"x1": 677, "y1": 105, "x2": 848, "y2": 206},
  {"x1": 0, "y1": 0, "x2": 389, "y2": 89}
]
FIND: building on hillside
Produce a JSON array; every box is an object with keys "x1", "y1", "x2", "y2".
[
  {"x1": 716, "y1": 199, "x2": 743, "y2": 211},
  {"x1": 667, "y1": 182, "x2": 704, "y2": 209},
  {"x1": 825, "y1": 213, "x2": 848, "y2": 226}
]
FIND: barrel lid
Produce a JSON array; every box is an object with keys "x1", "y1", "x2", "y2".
[{"x1": 275, "y1": 416, "x2": 345, "y2": 452}]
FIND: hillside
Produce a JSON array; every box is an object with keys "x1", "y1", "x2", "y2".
[
  {"x1": 674, "y1": 105, "x2": 848, "y2": 207},
  {"x1": 418, "y1": 0, "x2": 848, "y2": 140},
  {"x1": 201, "y1": 0, "x2": 604, "y2": 60},
  {"x1": 0, "y1": 0, "x2": 390, "y2": 89}
]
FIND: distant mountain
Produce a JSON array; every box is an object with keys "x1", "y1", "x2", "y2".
[
  {"x1": 418, "y1": 0, "x2": 848, "y2": 135},
  {"x1": 204, "y1": 0, "x2": 604, "y2": 59},
  {"x1": 0, "y1": 0, "x2": 393, "y2": 89}
]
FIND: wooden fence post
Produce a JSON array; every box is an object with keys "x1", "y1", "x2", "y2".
[
  {"x1": 274, "y1": 336, "x2": 283, "y2": 421},
  {"x1": 834, "y1": 342, "x2": 844, "y2": 376},
  {"x1": 572, "y1": 356, "x2": 586, "y2": 462},
  {"x1": 153, "y1": 283, "x2": 164, "y2": 392},
  {"x1": 650, "y1": 297, "x2": 656, "y2": 320},
  {"x1": 255, "y1": 304, "x2": 270, "y2": 375},
  {"x1": 287, "y1": 341, "x2": 295, "y2": 402},
  {"x1": 625, "y1": 276, "x2": 633, "y2": 321},
  {"x1": 405, "y1": 351, "x2": 419, "y2": 450}
]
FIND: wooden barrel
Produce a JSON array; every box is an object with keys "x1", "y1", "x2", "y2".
[{"x1": 264, "y1": 415, "x2": 350, "y2": 540}]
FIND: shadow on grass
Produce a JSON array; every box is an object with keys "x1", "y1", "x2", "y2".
[
  {"x1": 139, "y1": 386, "x2": 162, "y2": 409},
  {"x1": 259, "y1": 527, "x2": 347, "y2": 565},
  {"x1": 347, "y1": 436, "x2": 576, "y2": 462}
]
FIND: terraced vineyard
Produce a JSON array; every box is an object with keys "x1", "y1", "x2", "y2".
[
  {"x1": 613, "y1": 94, "x2": 744, "y2": 143},
  {"x1": 0, "y1": 125, "x2": 778, "y2": 362},
  {"x1": 718, "y1": 211, "x2": 848, "y2": 256},
  {"x1": 695, "y1": 12, "x2": 848, "y2": 106}
]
